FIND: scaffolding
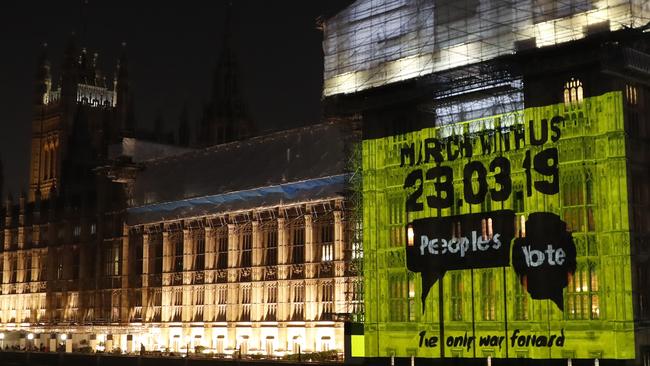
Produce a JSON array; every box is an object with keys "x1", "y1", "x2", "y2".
[{"x1": 323, "y1": 0, "x2": 650, "y2": 96}]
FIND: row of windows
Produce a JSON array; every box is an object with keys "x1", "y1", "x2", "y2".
[
  {"x1": 3, "y1": 223, "x2": 96, "y2": 248},
  {"x1": 388, "y1": 265, "x2": 600, "y2": 322},
  {"x1": 148, "y1": 282, "x2": 335, "y2": 323},
  {"x1": 41, "y1": 139, "x2": 59, "y2": 181},
  {"x1": 0, "y1": 249, "x2": 83, "y2": 284},
  {"x1": 131, "y1": 223, "x2": 336, "y2": 275}
]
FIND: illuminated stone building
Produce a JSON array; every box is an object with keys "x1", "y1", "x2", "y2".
[
  {"x1": 0, "y1": 36, "x2": 138, "y2": 351},
  {"x1": 323, "y1": 0, "x2": 650, "y2": 364},
  {"x1": 121, "y1": 120, "x2": 361, "y2": 354},
  {"x1": 0, "y1": 33, "x2": 361, "y2": 354},
  {"x1": 0, "y1": 36, "x2": 191, "y2": 352}
]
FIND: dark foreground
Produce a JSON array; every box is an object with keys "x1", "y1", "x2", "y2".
[
  {"x1": 0, "y1": 351, "x2": 339, "y2": 366},
  {"x1": 0, "y1": 352, "x2": 633, "y2": 366}
]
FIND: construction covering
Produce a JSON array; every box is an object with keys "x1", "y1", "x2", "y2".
[
  {"x1": 323, "y1": 0, "x2": 650, "y2": 96},
  {"x1": 108, "y1": 137, "x2": 194, "y2": 162},
  {"x1": 127, "y1": 121, "x2": 357, "y2": 224}
]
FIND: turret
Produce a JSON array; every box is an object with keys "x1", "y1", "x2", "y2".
[
  {"x1": 198, "y1": 1, "x2": 254, "y2": 147},
  {"x1": 115, "y1": 42, "x2": 133, "y2": 136}
]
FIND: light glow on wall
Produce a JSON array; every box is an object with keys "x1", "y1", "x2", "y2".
[{"x1": 323, "y1": 0, "x2": 650, "y2": 96}]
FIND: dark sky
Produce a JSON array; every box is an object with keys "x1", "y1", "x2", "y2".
[{"x1": 0, "y1": 0, "x2": 351, "y2": 198}]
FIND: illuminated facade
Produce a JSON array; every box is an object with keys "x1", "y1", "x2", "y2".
[
  {"x1": 118, "y1": 121, "x2": 362, "y2": 355},
  {"x1": 0, "y1": 118, "x2": 361, "y2": 356},
  {"x1": 324, "y1": 0, "x2": 650, "y2": 364},
  {"x1": 0, "y1": 36, "x2": 137, "y2": 352}
]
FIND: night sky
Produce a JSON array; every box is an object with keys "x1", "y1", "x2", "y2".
[{"x1": 0, "y1": 0, "x2": 351, "y2": 198}]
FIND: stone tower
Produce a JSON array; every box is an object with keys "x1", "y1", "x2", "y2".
[{"x1": 28, "y1": 36, "x2": 132, "y2": 202}]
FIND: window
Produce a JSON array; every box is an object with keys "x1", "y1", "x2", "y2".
[
  {"x1": 513, "y1": 274, "x2": 529, "y2": 320},
  {"x1": 562, "y1": 173, "x2": 595, "y2": 233},
  {"x1": 320, "y1": 281, "x2": 334, "y2": 320},
  {"x1": 43, "y1": 147, "x2": 50, "y2": 180},
  {"x1": 291, "y1": 282, "x2": 305, "y2": 321},
  {"x1": 24, "y1": 255, "x2": 31, "y2": 283},
  {"x1": 389, "y1": 273, "x2": 407, "y2": 322},
  {"x1": 150, "y1": 289, "x2": 162, "y2": 322},
  {"x1": 566, "y1": 263, "x2": 600, "y2": 320},
  {"x1": 450, "y1": 272, "x2": 463, "y2": 321},
  {"x1": 39, "y1": 254, "x2": 47, "y2": 283},
  {"x1": 150, "y1": 233, "x2": 163, "y2": 275},
  {"x1": 481, "y1": 270, "x2": 496, "y2": 320},
  {"x1": 264, "y1": 227, "x2": 278, "y2": 266},
  {"x1": 626, "y1": 84, "x2": 638, "y2": 105},
  {"x1": 132, "y1": 234, "x2": 143, "y2": 277},
  {"x1": 172, "y1": 288, "x2": 182, "y2": 322},
  {"x1": 349, "y1": 278, "x2": 365, "y2": 322},
  {"x1": 240, "y1": 231, "x2": 252, "y2": 268},
  {"x1": 73, "y1": 225, "x2": 81, "y2": 241},
  {"x1": 104, "y1": 245, "x2": 120, "y2": 277},
  {"x1": 172, "y1": 233, "x2": 183, "y2": 272},
  {"x1": 408, "y1": 273, "x2": 416, "y2": 321},
  {"x1": 193, "y1": 288, "x2": 204, "y2": 321},
  {"x1": 265, "y1": 284, "x2": 277, "y2": 321},
  {"x1": 317, "y1": 223, "x2": 334, "y2": 262},
  {"x1": 195, "y1": 234, "x2": 205, "y2": 271},
  {"x1": 216, "y1": 286, "x2": 227, "y2": 321},
  {"x1": 564, "y1": 78, "x2": 584, "y2": 106},
  {"x1": 585, "y1": 175, "x2": 596, "y2": 232},
  {"x1": 238, "y1": 285, "x2": 251, "y2": 321},
  {"x1": 290, "y1": 226, "x2": 305, "y2": 264},
  {"x1": 388, "y1": 196, "x2": 404, "y2": 247},
  {"x1": 216, "y1": 228, "x2": 228, "y2": 269}
]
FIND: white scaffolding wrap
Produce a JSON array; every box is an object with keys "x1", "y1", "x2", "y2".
[{"x1": 323, "y1": 0, "x2": 650, "y2": 96}]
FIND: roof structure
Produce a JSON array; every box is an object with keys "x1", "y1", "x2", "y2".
[{"x1": 127, "y1": 120, "x2": 358, "y2": 224}]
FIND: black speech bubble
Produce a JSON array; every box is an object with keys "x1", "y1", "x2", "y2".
[
  {"x1": 511, "y1": 212, "x2": 576, "y2": 310},
  {"x1": 406, "y1": 210, "x2": 515, "y2": 310}
]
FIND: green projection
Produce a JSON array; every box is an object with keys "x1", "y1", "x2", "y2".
[{"x1": 361, "y1": 92, "x2": 634, "y2": 360}]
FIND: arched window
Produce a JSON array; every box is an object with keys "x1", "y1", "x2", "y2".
[
  {"x1": 50, "y1": 144, "x2": 56, "y2": 179},
  {"x1": 564, "y1": 78, "x2": 584, "y2": 106},
  {"x1": 566, "y1": 262, "x2": 600, "y2": 320},
  {"x1": 625, "y1": 84, "x2": 638, "y2": 105},
  {"x1": 43, "y1": 145, "x2": 50, "y2": 180}
]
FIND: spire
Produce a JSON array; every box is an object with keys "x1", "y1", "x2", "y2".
[
  {"x1": 115, "y1": 42, "x2": 133, "y2": 137},
  {"x1": 199, "y1": 1, "x2": 254, "y2": 147},
  {"x1": 35, "y1": 43, "x2": 52, "y2": 105}
]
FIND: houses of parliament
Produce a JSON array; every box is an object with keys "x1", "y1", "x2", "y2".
[{"x1": 0, "y1": 28, "x2": 361, "y2": 356}]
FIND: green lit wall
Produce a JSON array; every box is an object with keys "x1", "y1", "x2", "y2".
[{"x1": 361, "y1": 92, "x2": 635, "y2": 359}]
